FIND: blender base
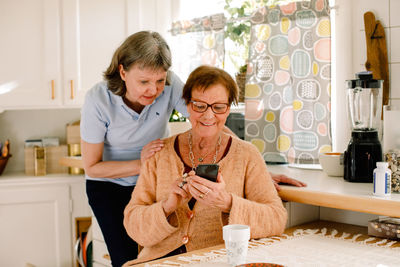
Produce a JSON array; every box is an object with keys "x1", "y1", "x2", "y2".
[{"x1": 344, "y1": 131, "x2": 382, "y2": 183}]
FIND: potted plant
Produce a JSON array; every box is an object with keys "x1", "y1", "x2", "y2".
[
  {"x1": 223, "y1": 0, "x2": 283, "y2": 102},
  {"x1": 224, "y1": 0, "x2": 251, "y2": 102},
  {"x1": 168, "y1": 109, "x2": 191, "y2": 136}
]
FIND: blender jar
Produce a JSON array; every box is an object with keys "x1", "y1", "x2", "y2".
[{"x1": 346, "y1": 71, "x2": 383, "y2": 131}]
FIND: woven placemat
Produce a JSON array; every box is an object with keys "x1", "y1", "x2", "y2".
[{"x1": 145, "y1": 228, "x2": 400, "y2": 267}]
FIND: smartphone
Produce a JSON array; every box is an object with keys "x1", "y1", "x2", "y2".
[{"x1": 195, "y1": 164, "x2": 219, "y2": 182}]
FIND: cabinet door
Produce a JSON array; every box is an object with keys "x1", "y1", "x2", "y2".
[
  {"x1": 0, "y1": 185, "x2": 71, "y2": 267},
  {"x1": 62, "y1": 0, "x2": 127, "y2": 107},
  {"x1": 0, "y1": 0, "x2": 62, "y2": 110}
]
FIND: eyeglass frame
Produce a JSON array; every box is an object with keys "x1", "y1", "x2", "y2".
[{"x1": 189, "y1": 100, "x2": 230, "y2": 114}]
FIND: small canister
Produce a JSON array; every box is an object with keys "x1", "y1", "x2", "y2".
[{"x1": 373, "y1": 162, "x2": 391, "y2": 197}]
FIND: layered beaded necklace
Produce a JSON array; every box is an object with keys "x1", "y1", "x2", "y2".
[{"x1": 188, "y1": 131, "x2": 221, "y2": 169}]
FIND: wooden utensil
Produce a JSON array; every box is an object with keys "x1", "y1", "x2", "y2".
[{"x1": 364, "y1": 11, "x2": 389, "y2": 118}]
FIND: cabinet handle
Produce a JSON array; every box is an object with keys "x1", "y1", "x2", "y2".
[
  {"x1": 51, "y1": 80, "x2": 55, "y2": 100},
  {"x1": 70, "y1": 80, "x2": 74, "y2": 99}
]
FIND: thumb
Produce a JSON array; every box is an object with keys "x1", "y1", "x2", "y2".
[{"x1": 216, "y1": 172, "x2": 224, "y2": 183}]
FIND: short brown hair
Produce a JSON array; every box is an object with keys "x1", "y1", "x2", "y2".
[
  {"x1": 182, "y1": 65, "x2": 238, "y2": 106},
  {"x1": 104, "y1": 31, "x2": 172, "y2": 96}
]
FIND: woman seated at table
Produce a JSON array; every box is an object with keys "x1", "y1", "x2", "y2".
[{"x1": 123, "y1": 65, "x2": 288, "y2": 265}]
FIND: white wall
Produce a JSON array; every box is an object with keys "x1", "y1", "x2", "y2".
[
  {"x1": 351, "y1": 0, "x2": 400, "y2": 116},
  {"x1": 322, "y1": 0, "x2": 399, "y2": 227},
  {"x1": 0, "y1": 109, "x2": 81, "y2": 173}
]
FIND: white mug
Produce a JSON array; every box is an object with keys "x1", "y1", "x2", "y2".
[{"x1": 223, "y1": 224, "x2": 250, "y2": 266}]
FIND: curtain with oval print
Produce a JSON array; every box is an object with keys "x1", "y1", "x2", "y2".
[
  {"x1": 169, "y1": 14, "x2": 225, "y2": 82},
  {"x1": 245, "y1": 0, "x2": 331, "y2": 164}
]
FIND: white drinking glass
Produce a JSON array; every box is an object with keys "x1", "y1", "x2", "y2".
[{"x1": 223, "y1": 224, "x2": 250, "y2": 266}]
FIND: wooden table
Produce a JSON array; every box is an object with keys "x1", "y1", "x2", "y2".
[{"x1": 134, "y1": 220, "x2": 400, "y2": 266}]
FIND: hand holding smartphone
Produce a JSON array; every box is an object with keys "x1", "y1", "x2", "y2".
[{"x1": 195, "y1": 164, "x2": 219, "y2": 182}]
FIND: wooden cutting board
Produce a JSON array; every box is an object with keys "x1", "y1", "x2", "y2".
[{"x1": 364, "y1": 11, "x2": 389, "y2": 116}]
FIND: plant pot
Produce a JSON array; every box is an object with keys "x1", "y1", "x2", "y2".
[
  {"x1": 0, "y1": 155, "x2": 12, "y2": 175},
  {"x1": 235, "y1": 72, "x2": 246, "y2": 103},
  {"x1": 168, "y1": 121, "x2": 192, "y2": 136}
]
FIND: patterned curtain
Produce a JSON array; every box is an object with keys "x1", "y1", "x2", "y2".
[
  {"x1": 244, "y1": 0, "x2": 331, "y2": 164},
  {"x1": 170, "y1": 14, "x2": 226, "y2": 81}
]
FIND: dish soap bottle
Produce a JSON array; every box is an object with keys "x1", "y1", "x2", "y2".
[{"x1": 373, "y1": 162, "x2": 391, "y2": 197}]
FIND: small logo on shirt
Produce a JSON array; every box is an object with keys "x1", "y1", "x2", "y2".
[{"x1": 156, "y1": 112, "x2": 160, "y2": 116}]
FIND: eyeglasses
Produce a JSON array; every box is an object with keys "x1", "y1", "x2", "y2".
[{"x1": 190, "y1": 100, "x2": 229, "y2": 114}]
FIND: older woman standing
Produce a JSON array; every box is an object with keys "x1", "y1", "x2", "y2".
[
  {"x1": 80, "y1": 31, "x2": 189, "y2": 267},
  {"x1": 123, "y1": 65, "x2": 288, "y2": 265}
]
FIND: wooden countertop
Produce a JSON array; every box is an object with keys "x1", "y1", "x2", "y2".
[
  {"x1": 135, "y1": 220, "x2": 400, "y2": 266},
  {"x1": 57, "y1": 159, "x2": 400, "y2": 217},
  {"x1": 268, "y1": 164, "x2": 400, "y2": 218},
  {"x1": 0, "y1": 172, "x2": 84, "y2": 185}
]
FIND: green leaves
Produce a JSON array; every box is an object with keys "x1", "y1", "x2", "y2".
[{"x1": 169, "y1": 109, "x2": 186, "y2": 122}]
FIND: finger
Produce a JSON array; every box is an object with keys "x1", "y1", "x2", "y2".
[
  {"x1": 145, "y1": 145, "x2": 163, "y2": 153},
  {"x1": 216, "y1": 172, "x2": 223, "y2": 183},
  {"x1": 144, "y1": 139, "x2": 164, "y2": 149},
  {"x1": 153, "y1": 142, "x2": 164, "y2": 148},
  {"x1": 174, "y1": 185, "x2": 189, "y2": 199},
  {"x1": 190, "y1": 176, "x2": 216, "y2": 188},
  {"x1": 143, "y1": 151, "x2": 155, "y2": 160},
  {"x1": 273, "y1": 181, "x2": 281, "y2": 191},
  {"x1": 149, "y1": 146, "x2": 163, "y2": 153},
  {"x1": 188, "y1": 185, "x2": 206, "y2": 201},
  {"x1": 280, "y1": 177, "x2": 306, "y2": 187},
  {"x1": 189, "y1": 180, "x2": 210, "y2": 194},
  {"x1": 149, "y1": 138, "x2": 163, "y2": 144}
]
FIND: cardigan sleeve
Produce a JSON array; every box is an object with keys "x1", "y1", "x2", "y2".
[
  {"x1": 123, "y1": 156, "x2": 179, "y2": 247},
  {"x1": 227, "y1": 144, "x2": 287, "y2": 238}
]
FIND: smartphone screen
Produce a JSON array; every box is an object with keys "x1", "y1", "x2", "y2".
[{"x1": 195, "y1": 164, "x2": 219, "y2": 182}]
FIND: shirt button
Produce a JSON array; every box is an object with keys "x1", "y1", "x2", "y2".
[
  {"x1": 182, "y1": 235, "x2": 189, "y2": 244},
  {"x1": 186, "y1": 211, "x2": 194, "y2": 219}
]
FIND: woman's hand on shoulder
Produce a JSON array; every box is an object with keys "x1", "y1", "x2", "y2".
[
  {"x1": 141, "y1": 139, "x2": 164, "y2": 162},
  {"x1": 188, "y1": 172, "x2": 232, "y2": 213}
]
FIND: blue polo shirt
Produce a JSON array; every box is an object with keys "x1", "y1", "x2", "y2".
[{"x1": 80, "y1": 71, "x2": 189, "y2": 186}]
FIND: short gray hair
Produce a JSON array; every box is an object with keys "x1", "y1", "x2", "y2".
[{"x1": 104, "y1": 31, "x2": 172, "y2": 96}]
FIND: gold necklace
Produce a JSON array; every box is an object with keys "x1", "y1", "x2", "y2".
[
  {"x1": 188, "y1": 131, "x2": 221, "y2": 169},
  {"x1": 197, "y1": 147, "x2": 212, "y2": 162}
]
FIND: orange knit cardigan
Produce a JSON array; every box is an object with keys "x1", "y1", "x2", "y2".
[{"x1": 123, "y1": 133, "x2": 287, "y2": 265}]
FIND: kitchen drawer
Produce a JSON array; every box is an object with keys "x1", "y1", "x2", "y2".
[{"x1": 93, "y1": 239, "x2": 111, "y2": 267}]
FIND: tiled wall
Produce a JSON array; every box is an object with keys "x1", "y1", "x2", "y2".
[
  {"x1": 352, "y1": 0, "x2": 400, "y2": 104},
  {"x1": 323, "y1": 0, "x2": 400, "y2": 226}
]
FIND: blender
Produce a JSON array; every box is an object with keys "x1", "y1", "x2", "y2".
[{"x1": 344, "y1": 72, "x2": 383, "y2": 183}]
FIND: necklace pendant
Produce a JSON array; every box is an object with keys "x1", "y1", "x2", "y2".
[{"x1": 198, "y1": 157, "x2": 203, "y2": 162}]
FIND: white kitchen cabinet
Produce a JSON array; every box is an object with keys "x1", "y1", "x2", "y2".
[
  {"x1": 62, "y1": 0, "x2": 128, "y2": 107},
  {"x1": 0, "y1": 174, "x2": 91, "y2": 267},
  {"x1": 0, "y1": 0, "x2": 172, "y2": 110},
  {"x1": 0, "y1": 0, "x2": 63, "y2": 110}
]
